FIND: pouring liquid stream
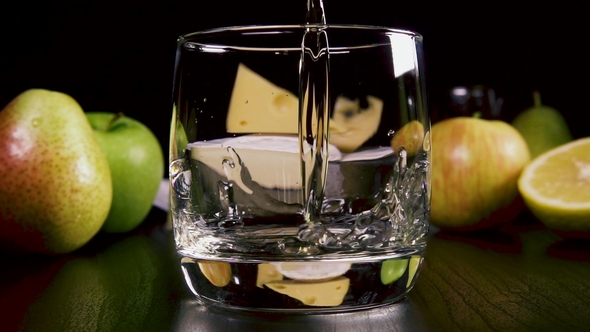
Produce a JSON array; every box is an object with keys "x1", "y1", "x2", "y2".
[{"x1": 298, "y1": 0, "x2": 330, "y2": 240}]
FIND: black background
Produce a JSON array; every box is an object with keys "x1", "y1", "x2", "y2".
[{"x1": 1, "y1": 0, "x2": 589, "y2": 155}]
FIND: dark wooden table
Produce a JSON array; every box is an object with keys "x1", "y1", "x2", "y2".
[{"x1": 2, "y1": 208, "x2": 589, "y2": 332}]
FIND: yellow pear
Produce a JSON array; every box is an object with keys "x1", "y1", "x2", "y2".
[{"x1": 0, "y1": 89, "x2": 112, "y2": 254}]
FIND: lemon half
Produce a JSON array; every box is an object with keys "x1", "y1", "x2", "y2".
[{"x1": 518, "y1": 137, "x2": 590, "y2": 232}]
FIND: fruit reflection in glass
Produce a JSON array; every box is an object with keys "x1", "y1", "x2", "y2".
[{"x1": 169, "y1": 25, "x2": 431, "y2": 312}]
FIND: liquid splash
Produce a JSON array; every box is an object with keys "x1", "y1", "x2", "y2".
[{"x1": 298, "y1": 0, "x2": 331, "y2": 245}]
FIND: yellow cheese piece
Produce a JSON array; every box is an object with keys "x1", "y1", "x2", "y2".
[
  {"x1": 225, "y1": 64, "x2": 383, "y2": 152},
  {"x1": 264, "y1": 276, "x2": 350, "y2": 307},
  {"x1": 256, "y1": 263, "x2": 283, "y2": 288},
  {"x1": 227, "y1": 63, "x2": 299, "y2": 134},
  {"x1": 329, "y1": 96, "x2": 383, "y2": 153}
]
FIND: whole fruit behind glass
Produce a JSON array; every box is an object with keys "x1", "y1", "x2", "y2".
[
  {"x1": 511, "y1": 91, "x2": 572, "y2": 159},
  {"x1": 87, "y1": 112, "x2": 164, "y2": 233},
  {"x1": 0, "y1": 89, "x2": 112, "y2": 254},
  {"x1": 430, "y1": 116, "x2": 530, "y2": 230}
]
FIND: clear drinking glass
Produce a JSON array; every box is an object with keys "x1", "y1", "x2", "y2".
[{"x1": 169, "y1": 24, "x2": 431, "y2": 313}]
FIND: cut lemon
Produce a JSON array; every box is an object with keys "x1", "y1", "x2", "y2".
[{"x1": 518, "y1": 137, "x2": 590, "y2": 232}]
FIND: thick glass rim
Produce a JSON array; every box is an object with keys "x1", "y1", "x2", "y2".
[{"x1": 178, "y1": 24, "x2": 423, "y2": 44}]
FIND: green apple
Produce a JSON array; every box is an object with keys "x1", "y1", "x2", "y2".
[
  {"x1": 406, "y1": 255, "x2": 423, "y2": 288},
  {"x1": 430, "y1": 117, "x2": 531, "y2": 230},
  {"x1": 0, "y1": 89, "x2": 112, "y2": 254},
  {"x1": 86, "y1": 112, "x2": 164, "y2": 233}
]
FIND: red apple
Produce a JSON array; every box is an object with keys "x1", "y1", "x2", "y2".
[{"x1": 430, "y1": 117, "x2": 530, "y2": 230}]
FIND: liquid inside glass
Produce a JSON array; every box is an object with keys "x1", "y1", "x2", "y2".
[{"x1": 169, "y1": 24, "x2": 431, "y2": 312}]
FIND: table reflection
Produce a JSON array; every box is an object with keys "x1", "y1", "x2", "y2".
[{"x1": 174, "y1": 296, "x2": 434, "y2": 332}]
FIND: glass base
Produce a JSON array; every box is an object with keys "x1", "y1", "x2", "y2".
[{"x1": 178, "y1": 252, "x2": 424, "y2": 313}]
